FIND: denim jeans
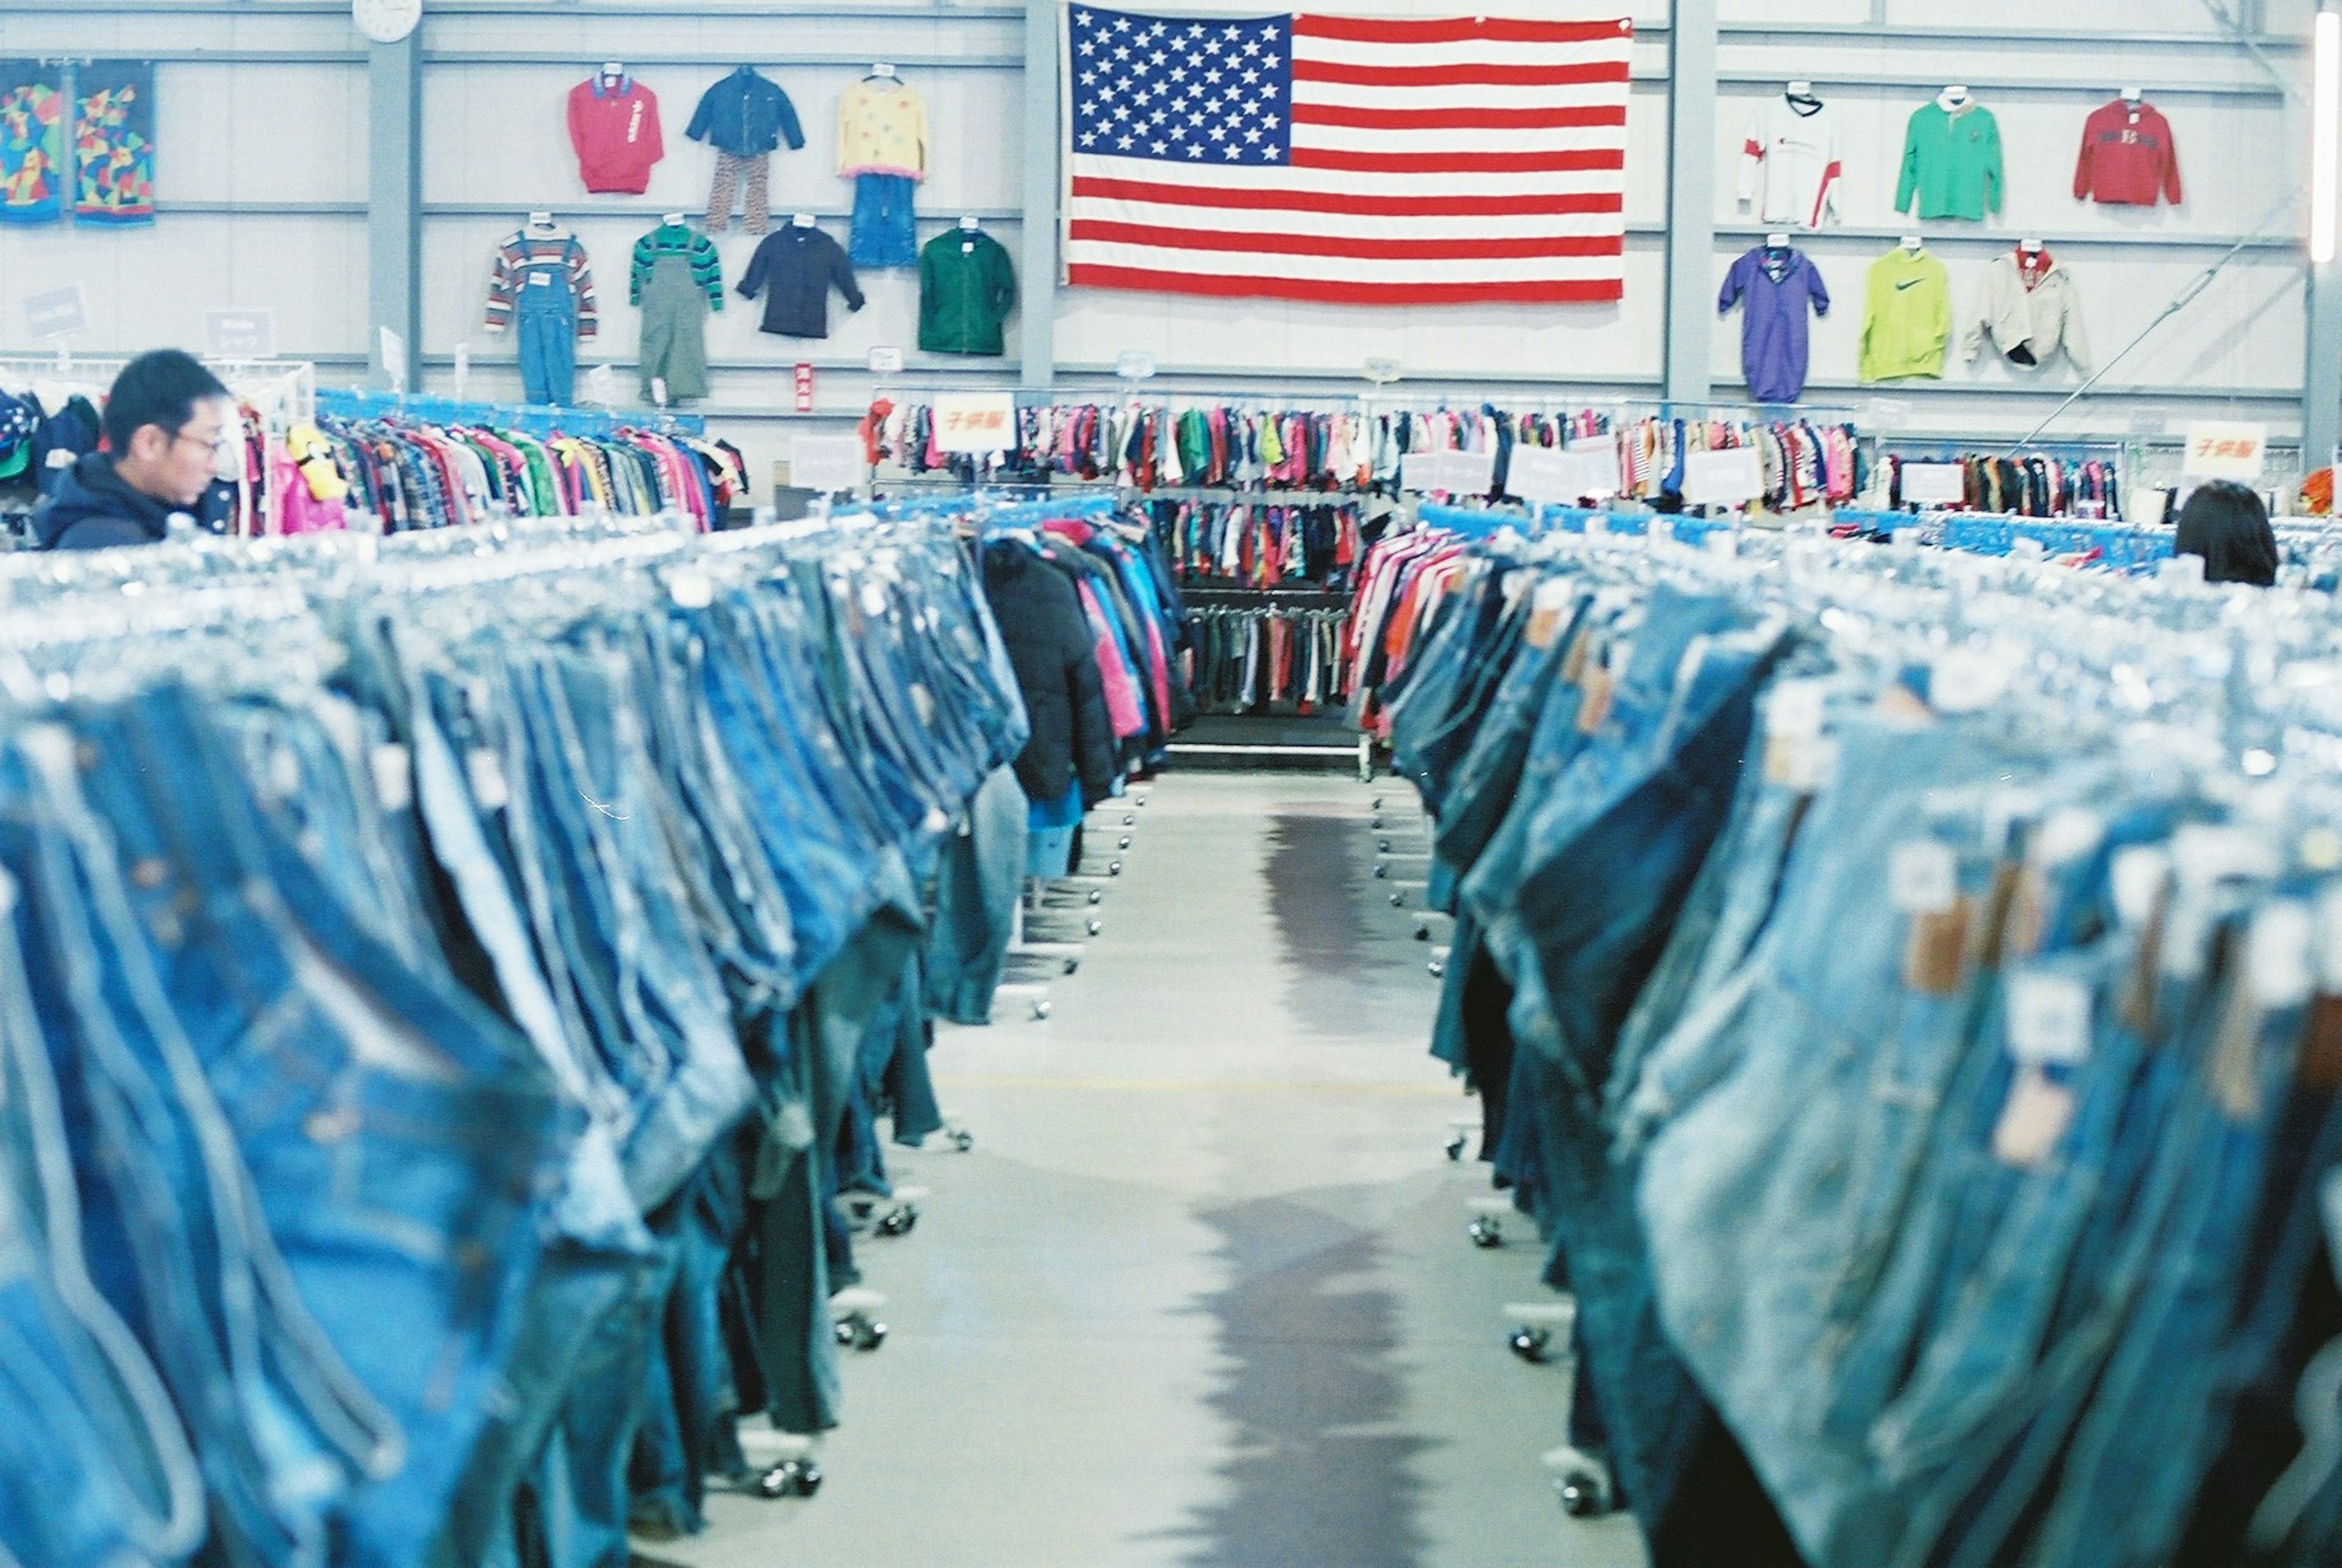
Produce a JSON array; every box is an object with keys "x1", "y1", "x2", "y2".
[
  {"x1": 0, "y1": 829, "x2": 204, "y2": 1568},
  {"x1": 849, "y1": 173, "x2": 919, "y2": 268},
  {"x1": 926, "y1": 765, "x2": 1029, "y2": 1025},
  {"x1": 27, "y1": 687, "x2": 579, "y2": 1568}
]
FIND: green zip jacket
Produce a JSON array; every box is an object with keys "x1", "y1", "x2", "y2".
[
  {"x1": 1895, "y1": 100, "x2": 2002, "y2": 221},
  {"x1": 917, "y1": 229, "x2": 1017, "y2": 356},
  {"x1": 1860, "y1": 246, "x2": 1952, "y2": 382}
]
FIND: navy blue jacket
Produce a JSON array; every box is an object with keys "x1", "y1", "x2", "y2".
[
  {"x1": 34, "y1": 453, "x2": 179, "y2": 550},
  {"x1": 686, "y1": 68, "x2": 804, "y2": 157}
]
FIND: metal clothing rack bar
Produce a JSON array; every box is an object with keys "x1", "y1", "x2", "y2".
[
  {"x1": 1118, "y1": 487, "x2": 1361, "y2": 504},
  {"x1": 315, "y1": 387, "x2": 704, "y2": 440},
  {"x1": 875, "y1": 384, "x2": 1369, "y2": 409}
]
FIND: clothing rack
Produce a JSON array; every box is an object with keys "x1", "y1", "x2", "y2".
[{"x1": 874, "y1": 384, "x2": 1369, "y2": 411}]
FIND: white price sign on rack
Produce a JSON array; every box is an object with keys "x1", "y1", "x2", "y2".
[
  {"x1": 1563, "y1": 436, "x2": 1623, "y2": 500},
  {"x1": 1402, "y1": 449, "x2": 1494, "y2": 496},
  {"x1": 2182, "y1": 421, "x2": 2268, "y2": 482},
  {"x1": 1506, "y1": 446, "x2": 1572, "y2": 505},
  {"x1": 788, "y1": 434, "x2": 865, "y2": 494},
  {"x1": 1680, "y1": 445, "x2": 1764, "y2": 507},
  {"x1": 933, "y1": 392, "x2": 1016, "y2": 453},
  {"x1": 1900, "y1": 463, "x2": 1967, "y2": 506}
]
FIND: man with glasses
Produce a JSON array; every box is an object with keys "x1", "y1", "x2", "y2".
[{"x1": 34, "y1": 348, "x2": 232, "y2": 550}]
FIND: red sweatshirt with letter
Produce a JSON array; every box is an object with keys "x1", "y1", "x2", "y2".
[
  {"x1": 2073, "y1": 99, "x2": 2180, "y2": 207},
  {"x1": 568, "y1": 75, "x2": 664, "y2": 194}
]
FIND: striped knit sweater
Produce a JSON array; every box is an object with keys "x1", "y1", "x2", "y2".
[
  {"x1": 484, "y1": 229, "x2": 600, "y2": 337},
  {"x1": 630, "y1": 223, "x2": 725, "y2": 309}
]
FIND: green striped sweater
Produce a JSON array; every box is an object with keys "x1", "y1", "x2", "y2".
[{"x1": 631, "y1": 223, "x2": 724, "y2": 309}]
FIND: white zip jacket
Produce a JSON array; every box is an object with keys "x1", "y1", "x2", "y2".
[
  {"x1": 1739, "y1": 97, "x2": 1842, "y2": 230},
  {"x1": 1964, "y1": 251, "x2": 2091, "y2": 373}
]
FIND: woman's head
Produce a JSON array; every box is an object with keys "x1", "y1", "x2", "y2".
[{"x1": 2174, "y1": 481, "x2": 2278, "y2": 587}]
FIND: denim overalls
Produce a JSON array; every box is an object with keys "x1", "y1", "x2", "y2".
[{"x1": 516, "y1": 237, "x2": 584, "y2": 407}]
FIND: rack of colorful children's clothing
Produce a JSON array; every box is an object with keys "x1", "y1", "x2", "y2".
[
  {"x1": 1593, "y1": 401, "x2": 1866, "y2": 514},
  {"x1": 861, "y1": 387, "x2": 1382, "y2": 490},
  {"x1": 0, "y1": 357, "x2": 320, "y2": 540},
  {"x1": 856, "y1": 490, "x2": 1188, "y2": 1011},
  {"x1": 1866, "y1": 439, "x2": 2128, "y2": 518},
  {"x1": 0, "y1": 503, "x2": 1057, "y2": 1564},
  {"x1": 308, "y1": 387, "x2": 748, "y2": 532},
  {"x1": 1362, "y1": 512, "x2": 2342, "y2": 1568}
]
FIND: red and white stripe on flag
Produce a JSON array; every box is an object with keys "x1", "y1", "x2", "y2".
[{"x1": 1062, "y1": 9, "x2": 1633, "y2": 307}]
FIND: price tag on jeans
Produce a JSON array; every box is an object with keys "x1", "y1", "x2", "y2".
[
  {"x1": 1890, "y1": 840, "x2": 1958, "y2": 914},
  {"x1": 2110, "y1": 845, "x2": 2169, "y2": 927},
  {"x1": 0, "y1": 865, "x2": 15, "y2": 917},
  {"x1": 466, "y1": 748, "x2": 510, "y2": 812},
  {"x1": 2033, "y1": 807, "x2": 2106, "y2": 869},
  {"x1": 268, "y1": 745, "x2": 303, "y2": 802},
  {"x1": 2251, "y1": 900, "x2": 2316, "y2": 1009},
  {"x1": 370, "y1": 744, "x2": 412, "y2": 813},
  {"x1": 1768, "y1": 679, "x2": 1827, "y2": 742},
  {"x1": 2005, "y1": 968, "x2": 2094, "y2": 1067},
  {"x1": 668, "y1": 570, "x2": 714, "y2": 609}
]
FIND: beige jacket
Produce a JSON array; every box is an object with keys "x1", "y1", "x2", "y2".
[{"x1": 1965, "y1": 251, "x2": 2090, "y2": 373}]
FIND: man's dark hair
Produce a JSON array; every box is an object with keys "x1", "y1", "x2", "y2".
[
  {"x1": 101, "y1": 349, "x2": 231, "y2": 454},
  {"x1": 2175, "y1": 480, "x2": 2280, "y2": 587}
]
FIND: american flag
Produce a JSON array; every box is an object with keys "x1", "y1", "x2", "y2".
[{"x1": 1062, "y1": 7, "x2": 1634, "y2": 306}]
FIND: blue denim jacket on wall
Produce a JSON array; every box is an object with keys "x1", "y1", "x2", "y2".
[{"x1": 685, "y1": 68, "x2": 805, "y2": 157}]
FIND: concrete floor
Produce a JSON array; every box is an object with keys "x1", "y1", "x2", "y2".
[{"x1": 636, "y1": 772, "x2": 1650, "y2": 1568}]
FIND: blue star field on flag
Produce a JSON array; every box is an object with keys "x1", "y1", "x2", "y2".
[{"x1": 1067, "y1": 6, "x2": 1294, "y2": 166}]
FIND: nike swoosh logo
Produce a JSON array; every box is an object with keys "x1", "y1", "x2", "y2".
[{"x1": 1896, "y1": 279, "x2": 1923, "y2": 290}]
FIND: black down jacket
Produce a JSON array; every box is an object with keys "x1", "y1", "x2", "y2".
[{"x1": 981, "y1": 539, "x2": 1118, "y2": 807}]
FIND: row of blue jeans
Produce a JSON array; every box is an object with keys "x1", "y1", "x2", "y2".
[
  {"x1": 0, "y1": 517, "x2": 1033, "y2": 1567},
  {"x1": 1380, "y1": 540, "x2": 2342, "y2": 1568}
]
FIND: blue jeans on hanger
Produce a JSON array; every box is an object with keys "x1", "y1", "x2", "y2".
[{"x1": 849, "y1": 174, "x2": 919, "y2": 268}]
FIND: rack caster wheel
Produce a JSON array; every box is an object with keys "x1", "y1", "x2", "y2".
[
  {"x1": 1469, "y1": 1217, "x2": 1503, "y2": 1248},
  {"x1": 1374, "y1": 863, "x2": 1389, "y2": 879},
  {"x1": 1389, "y1": 892, "x2": 1405, "y2": 908},
  {"x1": 1122, "y1": 814, "x2": 1136, "y2": 827},
  {"x1": 1087, "y1": 888, "x2": 1103, "y2": 904},
  {"x1": 1414, "y1": 923, "x2": 1431, "y2": 942},
  {"x1": 1108, "y1": 861, "x2": 1122, "y2": 876},
  {"x1": 948, "y1": 1128, "x2": 975, "y2": 1152},
  {"x1": 757, "y1": 1459, "x2": 823, "y2": 1498},
  {"x1": 878, "y1": 1204, "x2": 918, "y2": 1237},
  {"x1": 1062, "y1": 956, "x2": 1080, "y2": 975},
  {"x1": 1509, "y1": 1326, "x2": 1553, "y2": 1363},
  {"x1": 1445, "y1": 1132, "x2": 1468, "y2": 1161},
  {"x1": 1555, "y1": 1472, "x2": 1611, "y2": 1517},
  {"x1": 1378, "y1": 837, "x2": 1394, "y2": 853},
  {"x1": 1117, "y1": 836, "x2": 1132, "y2": 850},
  {"x1": 1372, "y1": 795, "x2": 1386, "y2": 809},
  {"x1": 1428, "y1": 959, "x2": 1445, "y2": 979},
  {"x1": 1032, "y1": 999, "x2": 1052, "y2": 1020},
  {"x1": 1086, "y1": 918, "x2": 1103, "y2": 936},
  {"x1": 835, "y1": 1314, "x2": 887, "y2": 1351}
]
